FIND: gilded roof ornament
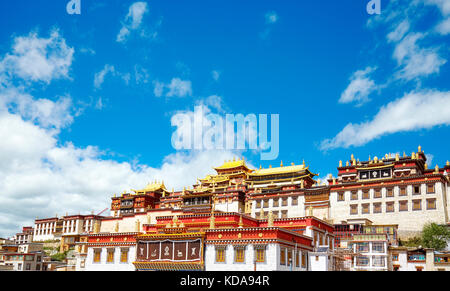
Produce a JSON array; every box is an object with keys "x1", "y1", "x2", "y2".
[
  {"x1": 418, "y1": 145, "x2": 422, "y2": 152},
  {"x1": 268, "y1": 211, "x2": 274, "y2": 227},
  {"x1": 435, "y1": 165, "x2": 439, "y2": 173},
  {"x1": 447, "y1": 161, "x2": 450, "y2": 166},
  {"x1": 280, "y1": 161, "x2": 284, "y2": 167}
]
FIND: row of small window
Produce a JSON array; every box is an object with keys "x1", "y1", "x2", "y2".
[
  {"x1": 215, "y1": 246, "x2": 308, "y2": 268},
  {"x1": 255, "y1": 210, "x2": 288, "y2": 219},
  {"x1": 350, "y1": 199, "x2": 437, "y2": 215},
  {"x1": 93, "y1": 248, "x2": 129, "y2": 264},
  {"x1": 16, "y1": 263, "x2": 41, "y2": 271},
  {"x1": 354, "y1": 242, "x2": 385, "y2": 253},
  {"x1": 337, "y1": 184, "x2": 436, "y2": 202},
  {"x1": 255, "y1": 197, "x2": 298, "y2": 209},
  {"x1": 355, "y1": 255, "x2": 386, "y2": 267}
]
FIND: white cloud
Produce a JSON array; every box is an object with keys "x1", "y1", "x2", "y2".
[
  {"x1": 0, "y1": 30, "x2": 74, "y2": 83},
  {"x1": 393, "y1": 32, "x2": 447, "y2": 80},
  {"x1": 387, "y1": 20, "x2": 410, "y2": 42},
  {"x1": 321, "y1": 90, "x2": 450, "y2": 150},
  {"x1": 153, "y1": 78, "x2": 192, "y2": 98},
  {"x1": 339, "y1": 67, "x2": 378, "y2": 105},
  {"x1": 212, "y1": 70, "x2": 221, "y2": 81},
  {"x1": 265, "y1": 11, "x2": 278, "y2": 24},
  {"x1": 260, "y1": 11, "x2": 279, "y2": 39},
  {"x1": 436, "y1": 17, "x2": 450, "y2": 35},
  {"x1": 0, "y1": 95, "x2": 243, "y2": 237},
  {"x1": 117, "y1": 2, "x2": 149, "y2": 43},
  {"x1": 94, "y1": 65, "x2": 115, "y2": 89}
]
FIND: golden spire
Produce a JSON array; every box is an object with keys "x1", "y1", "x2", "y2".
[
  {"x1": 346, "y1": 161, "x2": 349, "y2": 167},
  {"x1": 303, "y1": 160, "x2": 306, "y2": 166},
  {"x1": 351, "y1": 154, "x2": 354, "y2": 160},
  {"x1": 308, "y1": 206, "x2": 313, "y2": 216},
  {"x1": 395, "y1": 153, "x2": 400, "y2": 161},
  {"x1": 425, "y1": 163, "x2": 428, "y2": 170},
  {"x1": 269, "y1": 165, "x2": 272, "y2": 168},
  {"x1": 268, "y1": 211, "x2": 274, "y2": 227},
  {"x1": 280, "y1": 161, "x2": 284, "y2": 167},
  {"x1": 259, "y1": 207, "x2": 264, "y2": 219},
  {"x1": 339, "y1": 160, "x2": 343, "y2": 167},
  {"x1": 447, "y1": 161, "x2": 450, "y2": 166},
  {"x1": 418, "y1": 145, "x2": 422, "y2": 152},
  {"x1": 291, "y1": 162, "x2": 295, "y2": 166},
  {"x1": 412, "y1": 152, "x2": 416, "y2": 159},
  {"x1": 238, "y1": 215, "x2": 243, "y2": 228},
  {"x1": 435, "y1": 165, "x2": 439, "y2": 173}
]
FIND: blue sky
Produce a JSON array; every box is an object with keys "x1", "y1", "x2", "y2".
[{"x1": 0, "y1": 0, "x2": 449, "y2": 236}]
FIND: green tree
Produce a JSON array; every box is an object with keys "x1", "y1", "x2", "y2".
[{"x1": 421, "y1": 223, "x2": 450, "y2": 251}]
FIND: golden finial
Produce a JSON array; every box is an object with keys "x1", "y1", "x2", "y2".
[
  {"x1": 418, "y1": 145, "x2": 422, "y2": 152},
  {"x1": 368, "y1": 155, "x2": 371, "y2": 161},
  {"x1": 239, "y1": 215, "x2": 243, "y2": 228},
  {"x1": 268, "y1": 211, "x2": 274, "y2": 227},
  {"x1": 374, "y1": 156, "x2": 378, "y2": 163},
  {"x1": 280, "y1": 161, "x2": 284, "y2": 167},
  {"x1": 259, "y1": 165, "x2": 262, "y2": 170},
  {"x1": 346, "y1": 161, "x2": 349, "y2": 167},
  {"x1": 233, "y1": 157, "x2": 236, "y2": 162},
  {"x1": 269, "y1": 165, "x2": 272, "y2": 168},
  {"x1": 435, "y1": 165, "x2": 439, "y2": 173},
  {"x1": 209, "y1": 213, "x2": 215, "y2": 229},
  {"x1": 351, "y1": 154, "x2": 354, "y2": 160},
  {"x1": 339, "y1": 160, "x2": 343, "y2": 167},
  {"x1": 260, "y1": 207, "x2": 264, "y2": 219},
  {"x1": 447, "y1": 161, "x2": 450, "y2": 166},
  {"x1": 352, "y1": 159, "x2": 356, "y2": 166},
  {"x1": 303, "y1": 160, "x2": 306, "y2": 166},
  {"x1": 412, "y1": 152, "x2": 416, "y2": 159},
  {"x1": 425, "y1": 163, "x2": 428, "y2": 170},
  {"x1": 395, "y1": 153, "x2": 400, "y2": 161},
  {"x1": 308, "y1": 206, "x2": 313, "y2": 216},
  {"x1": 291, "y1": 162, "x2": 295, "y2": 166}
]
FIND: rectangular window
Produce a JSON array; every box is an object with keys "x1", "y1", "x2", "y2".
[
  {"x1": 287, "y1": 250, "x2": 293, "y2": 266},
  {"x1": 399, "y1": 187, "x2": 407, "y2": 196},
  {"x1": 301, "y1": 252, "x2": 307, "y2": 268},
  {"x1": 356, "y1": 242, "x2": 369, "y2": 253},
  {"x1": 107, "y1": 249, "x2": 115, "y2": 263},
  {"x1": 362, "y1": 191, "x2": 370, "y2": 200},
  {"x1": 292, "y1": 197, "x2": 298, "y2": 206},
  {"x1": 273, "y1": 199, "x2": 279, "y2": 207},
  {"x1": 386, "y1": 188, "x2": 394, "y2": 197},
  {"x1": 413, "y1": 185, "x2": 421, "y2": 195},
  {"x1": 120, "y1": 248, "x2": 129, "y2": 263},
  {"x1": 362, "y1": 204, "x2": 370, "y2": 214},
  {"x1": 338, "y1": 192, "x2": 345, "y2": 201},
  {"x1": 427, "y1": 198, "x2": 436, "y2": 210},
  {"x1": 373, "y1": 203, "x2": 382, "y2": 213},
  {"x1": 392, "y1": 254, "x2": 399, "y2": 261},
  {"x1": 295, "y1": 251, "x2": 300, "y2": 267},
  {"x1": 273, "y1": 211, "x2": 279, "y2": 218},
  {"x1": 280, "y1": 248, "x2": 286, "y2": 265},
  {"x1": 234, "y1": 248, "x2": 245, "y2": 263},
  {"x1": 372, "y1": 242, "x2": 384, "y2": 253},
  {"x1": 93, "y1": 249, "x2": 101, "y2": 263},
  {"x1": 216, "y1": 248, "x2": 226, "y2": 263},
  {"x1": 372, "y1": 256, "x2": 385, "y2": 267},
  {"x1": 374, "y1": 189, "x2": 382, "y2": 198},
  {"x1": 263, "y1": 200, "x2": 269, "y2": 208},
  {"x1": 26, "y1": 263, "x2": 31, "y2": 271},
  {"x1": 356, "y1": 256, "x2": 369, "y2": 266},
  {"x1": 255, "y1": 248, "x2": 265, "y2": 263},
  {"x1": 386, "y1": 202, "x2": 395, "y2": 213},
  {"x1": 256, "y1": 200, "x2": 261, "y2": 208},
  {"x1": 351, "y1": 191, "x2": 358, "y2": 200},
  {"x1": 282, "y1": 198, "x2": 288, "y2": 207},
  {"x1": 350, "y1": 204, "x2": 358, "y2": 215},
  {"x1": 427, "y1": 184, "x2": 435, "y2": 194},
  {"x1": 281, "y1": 210, "x2": 288, "y2": 218},
  {"x1": 413, "y1": 199, "x2": 422, "y2": 211},
  {"x1": 399, "y1": 200, "x2": 408, "y2": 212}
]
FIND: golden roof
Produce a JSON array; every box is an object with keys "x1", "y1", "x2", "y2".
[
  {"x1": 199, "y1": 175, "x2": 230, "y2": 184},
  {"x1": 133, "y1": 181, "x2": 166, "y2": 194},
  {"x1": 214, "y1": 159, "x2": 250, "y2": 171},
  {"x1": 249, "y1": 164, "x2": 307, "y2": 176}
]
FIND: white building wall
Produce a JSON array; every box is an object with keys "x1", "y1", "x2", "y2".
[
  {"x1": 251, "y1": 196, "x2": 306, "y2": 219},
  {"x1": 330, "y1": 182, "x2": 447, "y2": 237},
  {"x1": 205, "y1": 244, "x2": 307, "y2": 271},
  {"x1": 84, "y1": 246, "x2": 136, "y2": 271}
]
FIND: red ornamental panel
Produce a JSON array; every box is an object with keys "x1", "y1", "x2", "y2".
[
  {"x1": 136, "y1": 239, "x2": 202, "y2": 262},
  {"x1": 160, "y1": 241, "x2": 173, "y2": 260}
]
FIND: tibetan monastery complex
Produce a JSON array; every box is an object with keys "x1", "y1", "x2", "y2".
[{"x1": 3, "y1": 146, "x2": 450, "y2": 271}]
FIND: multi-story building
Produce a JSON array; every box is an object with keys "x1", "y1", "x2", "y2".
[
  {"x1": 33, "y1": 217, "x2": 62, "y2": 242},
  {"x1": 1, "y1": 243, "x2": 45, "y2": 271},
  {"x1": 329, "y1": 147, "x2": 450, "y2": 238},
  {"x1": 133, "y1": 212, "x2": 334, "y2": 271},
  {"x1": 14, "y1": 227, "x2": 34, "y2": 244},
  {"x1": 389, "y1": 247, "x2": 450, "y2": 271}
]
